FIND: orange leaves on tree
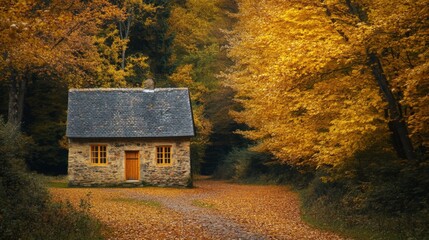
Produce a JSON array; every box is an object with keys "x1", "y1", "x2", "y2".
[{"x1": 0, "y1": 0, "x2": 123, "y2": 87}]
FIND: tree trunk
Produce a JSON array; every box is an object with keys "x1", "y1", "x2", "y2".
[
  {"x1": 8, "y1": 75, "x2": 27, "y2": 127},
  {"x1": 121, "y1": 46, "x2": 126, "y2": 70},
  {"x1": 119, "y1": 13, "x2": 132, "y2": 70},
  {"x1": 368, "y1": 53, "x2": 416, "y2": 160}
]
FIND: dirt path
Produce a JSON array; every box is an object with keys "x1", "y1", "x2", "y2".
[{"x1": 50, "y1": 179, "x2": 343, "y2": 240}]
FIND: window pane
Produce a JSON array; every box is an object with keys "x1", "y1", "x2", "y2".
[
  {"x1": 157, "y1": 146, "x2": 161, "y2": 164},
  {"x1": 90, "y1": 145, "x2": 107, "y2": 165},
  {"x1": 165, "y1": 147, "x2": 171, "y2": 164},
  {"x1": 92, "y1": 149, "x2": 99, "y2": 164},
  {"x1": 156, "y1": 146, "x2": 171, "y2": 165}
]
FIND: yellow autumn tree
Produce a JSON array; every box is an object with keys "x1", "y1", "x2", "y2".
[
  {"x1": 169, "y1": 0, "x2": 234, "y2": 87},
  {"x1": 94, "y1": 22, "x2": 150, "y2": 88},
  {"x1": 362, "y1": 0, "x2": 428, "y2": 154},
  {"x1": 90, "y1": 0, "x2": 157, "y2": 88},
  {"x1": 321, "y1": 0, "x2": 428, "y2": 159},
  {"x1": 227, "y1": 0, "x2": 427, "y2": 169}
]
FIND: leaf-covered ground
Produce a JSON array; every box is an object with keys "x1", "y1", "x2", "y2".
[{"x1": 50, "y1": 179, "x2": 343, "y2": 239}]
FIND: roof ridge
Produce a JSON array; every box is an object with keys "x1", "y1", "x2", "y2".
[{"x1": 69, "y1": 88, "x2": 189, "y2": 92}]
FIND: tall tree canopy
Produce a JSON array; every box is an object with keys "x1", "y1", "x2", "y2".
[
  {"x1": 0, "y1": 0, "x2": 122, "y2": 125},
  {"x1": 227, "y1": 0, "x2": 428, "y2": 170}
]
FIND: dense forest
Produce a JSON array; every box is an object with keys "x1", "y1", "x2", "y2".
[{"x1": 1, "y1": 0, "x2": 428, "y2": 238}]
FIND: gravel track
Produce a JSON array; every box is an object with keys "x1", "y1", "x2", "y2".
[
  {"x1": 123, "y1": 186, "x2": 267, "y2": 239},
  {"x1": 50, "y1": 179, "x2": 343, "y2": 239}
]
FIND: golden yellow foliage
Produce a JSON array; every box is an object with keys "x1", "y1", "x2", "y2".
[
  {"x1": 227, "y1": 0, "x2": 428, "y2": 168},
  {"x1": 169, "y1": 0, "x2": 226, "y2": 53},
  {"x1": 170, "y1": 64, "x2": 212, "y2": 146}
]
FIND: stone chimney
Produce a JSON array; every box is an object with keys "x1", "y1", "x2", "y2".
[{"x1": 143, "y1": 78, "x2": 155, "y2": 90}]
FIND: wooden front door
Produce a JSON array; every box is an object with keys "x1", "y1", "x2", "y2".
[{"x1": 125, "y1": 151, "x2": 139, "y2": 180}]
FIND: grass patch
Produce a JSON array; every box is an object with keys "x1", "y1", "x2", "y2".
[
  {"x1": 300, "y1": 201, "x2": 427, "y2": 239},
  {"x1": 111, "y1": 197, "x2": 161, "y2": 208},
  {"x1": 300, "y1": 203, "x2": 388, "y2": 240},
  {"x1": 39, "y1": 174, "x2": 69, "y2": 188},
  {"x1": 192, "y1": 199, "x2": 216, "y2": 209},
  {"x1": 47, "y1": 181, "x2": 69, "y2": 188}
]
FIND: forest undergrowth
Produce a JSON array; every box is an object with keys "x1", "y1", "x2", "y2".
[{"x1": 0, "y1": 120, "x2": 103, "y2": 240}]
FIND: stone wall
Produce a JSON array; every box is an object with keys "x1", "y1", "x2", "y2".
[{"x1": 68, "y1": 138, "x2": 191, "y2": 187}]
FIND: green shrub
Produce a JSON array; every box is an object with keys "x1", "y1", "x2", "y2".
[
  {"x1": 213, "y1": 147, "x2": 264, "y2": 180},
  {"x1": 301, "y1": 140, "x2": 429, "y2": 239},
  {"x1": 0, "y1": 120, "x2": 103, "y2": 240},
  {"x1": 213, "y1": 146, "x2": 312, "y2": 186}
]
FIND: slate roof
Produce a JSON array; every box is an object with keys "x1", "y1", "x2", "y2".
[{"x1": 66, "y1": 88, "x2": 195, "y2": 138}]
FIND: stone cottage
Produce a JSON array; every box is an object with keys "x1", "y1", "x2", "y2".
[{"x1": 66, "y1": 88, "x2": 195, "y2": 187}]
